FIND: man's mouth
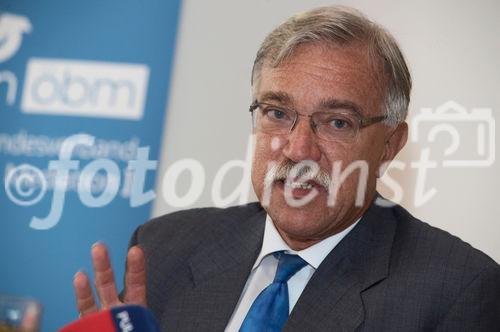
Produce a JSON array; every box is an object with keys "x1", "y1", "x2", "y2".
[
  {"x1": 288, "y1": 181, "x2": 313, "y2": 190},
  {"x1": 274, "y1": 178, "x2": 326, "y2": 190},
  {"x1": 273, "y1": 179, "x2": 326, "y2": 199},
  {"x1": 264, "y1": 160, "x2": 331, "y2": 200}
]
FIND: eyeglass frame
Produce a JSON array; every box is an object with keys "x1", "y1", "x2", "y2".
[{"x1": 249, "y1": 100, "x2": 388, "y2": 142}]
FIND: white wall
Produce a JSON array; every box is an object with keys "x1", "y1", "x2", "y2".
[{"x1": 153, "y1": 0, "x2": 500, "y2": 263}]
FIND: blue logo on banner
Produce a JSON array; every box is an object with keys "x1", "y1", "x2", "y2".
[{"x1": 0, "y1": 1, "x2": 181, "y2": 331}]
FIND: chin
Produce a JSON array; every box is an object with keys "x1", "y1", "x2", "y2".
[
  {"x1": 267, "y1": 194, "x2": 334, "y2": 237},
  {"x1": 267, "y1": 184, "x2": 368, "y2": 242}
]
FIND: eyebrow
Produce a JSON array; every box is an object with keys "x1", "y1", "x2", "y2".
[
  {"x1": 258, "y1": 91, "x2": 293, "y2": 105},
  {"x1": 318, "y1": 98, "x2": 364, "y2": 117},
  {"x1": 257, "y1": 91, "x2": 364, "y2": 117}
]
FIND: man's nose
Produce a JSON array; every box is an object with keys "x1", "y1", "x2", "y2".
[{"x1": 282, "y1": 118, "x2": 321, "y2": 162}]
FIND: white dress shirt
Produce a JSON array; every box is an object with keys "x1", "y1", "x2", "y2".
[{"x1": 225, "y1": 215, "x2": 359, "y2": 332}]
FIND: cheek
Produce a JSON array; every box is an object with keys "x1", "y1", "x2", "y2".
[
  {"x1": 320, "y1": 143, "x2": 349, "y2": 168},
  {"x1": 320, "y1": 141, "x2": 381, "y2": 185},
  {"x1": 253, "y1": 134, "x2": 287, "y2": 164},
  {"x1": 263, "y1": 135, "x2": 288, "y2": 154},
  {"x1": 359, "y1": 135, "x2": 387, "y2": 167},
  {"x1": 336, "y1": 138, "x2": 387, "y2": 182},
  {"x1": 324, "y1": 134, "x2": 385, "y2": 164},
  {"x1": 251, "y1": 135, "x2": 285, "y2": 193}
]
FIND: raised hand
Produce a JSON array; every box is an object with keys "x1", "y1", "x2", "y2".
[{"x1": 73, "y1": 242, "x2": 146, "y2": 317}]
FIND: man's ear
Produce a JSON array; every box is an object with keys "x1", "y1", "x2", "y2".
[{"x1": 377, "y1": 122, "x2": 408, "y2": 177}]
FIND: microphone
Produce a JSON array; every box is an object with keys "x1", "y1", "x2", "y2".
[{"x1": 59, "y1": 305, "x2": 160, "y2": 332}]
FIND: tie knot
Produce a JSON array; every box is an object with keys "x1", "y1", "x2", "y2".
[{"x1": 273, "y1": 252, "x2": 307, "y2": 283}]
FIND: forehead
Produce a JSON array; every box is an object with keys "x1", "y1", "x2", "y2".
[{"x1": 255, "y1": 43, "x2": 386, "y2": 116}]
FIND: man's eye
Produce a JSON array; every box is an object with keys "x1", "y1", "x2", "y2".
[
  {"x1": 270, "y1": 110, "x2": 285, "y2": 119},
  {"x1": 265, "y1": 108, "x2": 288, "y2": 120},
  {"x1": 329, "y1": 118, "x2": 350, "y2": 129}
]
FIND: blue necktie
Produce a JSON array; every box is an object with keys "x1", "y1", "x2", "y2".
[{"x1": 239, "y1": 252, "x2": 308, "y2": 332}]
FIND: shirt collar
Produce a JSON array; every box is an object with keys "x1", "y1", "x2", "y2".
[{"x1": 253, "y1": 214, "x2": 360, "y2": 270}]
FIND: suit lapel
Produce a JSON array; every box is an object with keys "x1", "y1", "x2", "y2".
[
  {"x1": 176, "y1": 208, "x2": 266, "y2": 331},
  {"x1": 284, "y1": 202, "x2": 398, "y2": 331}
]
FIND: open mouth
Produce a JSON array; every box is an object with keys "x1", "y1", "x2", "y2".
[
  {"x1": 288, "y1": 181, "x2": 313, "y2": 190},
  {"x1": 273, "y1": 178, "x2": 326, "y2": 199}
]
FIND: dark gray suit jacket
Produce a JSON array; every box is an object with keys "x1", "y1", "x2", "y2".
[{"x1": 129, "y1": 201, "x2": 500, "y2": 331}]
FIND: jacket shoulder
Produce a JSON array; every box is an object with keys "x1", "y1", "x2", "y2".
[
  {"x1": 388, "y1": 203, "x2": 500, "y2": 307},
  {"x1": 391, "y1": 204, "x2": 498, "y2": 271},
  {"x1": 130, "y1": 202, "x2": 263, "y2": 250}
]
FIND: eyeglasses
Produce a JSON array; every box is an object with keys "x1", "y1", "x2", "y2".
[{"x1": 249, "y1": 101, "x2": 387, "y2": 142}]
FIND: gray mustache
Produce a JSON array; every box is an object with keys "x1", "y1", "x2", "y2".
[{"x1": 267, "y1": 159, "x2": 331, "y2": 189}]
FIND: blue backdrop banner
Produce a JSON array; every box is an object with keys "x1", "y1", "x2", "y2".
[{"x1": 0, "y1": 1, "x2": 181, "y2": 330}]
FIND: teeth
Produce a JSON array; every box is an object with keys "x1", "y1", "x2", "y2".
[{"x1": 289, "y1": 182, "x2": 313, "y2": 189}]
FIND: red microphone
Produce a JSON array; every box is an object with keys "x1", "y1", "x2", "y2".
[{"x1": 59, "y1": 305, "x2": 160, "y2": 332}]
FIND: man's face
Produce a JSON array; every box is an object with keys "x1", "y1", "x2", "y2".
[{"x1": 251, "y1": 42, "x2": 407, "y2": 249}]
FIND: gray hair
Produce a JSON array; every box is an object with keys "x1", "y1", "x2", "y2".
[{"x1": 251, "y1": 6, "x2": 411, "y2": 126}]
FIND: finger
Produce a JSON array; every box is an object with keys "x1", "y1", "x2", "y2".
[
  {"x1": 91, "y1": 242, "x2": 120, "y2": 309},
  {"x1": 124, "y1": 246, "x2": 147, "y2": 306},
  {"x1": 73, "y1": 271, "x2": 98, "y2": 317}
]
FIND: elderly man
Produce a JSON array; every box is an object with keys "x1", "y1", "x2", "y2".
[{"x1": 73, "y1": 6, "x2": 500, "y2": 331}]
